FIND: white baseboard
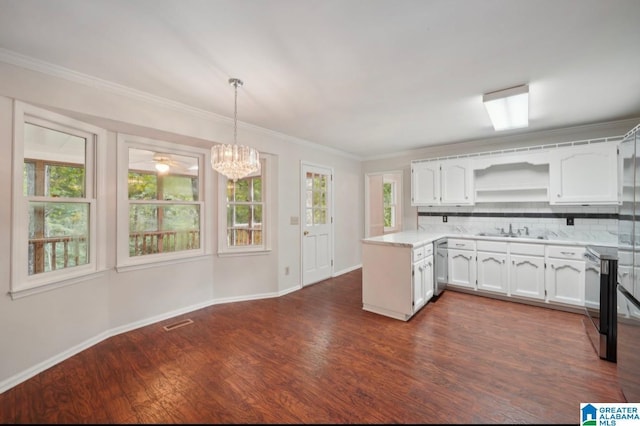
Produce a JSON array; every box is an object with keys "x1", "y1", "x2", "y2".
[
  {"x1": 333, "y1": 264, "x2": 362, "y2": 277},
  {"x1": 0, "y1": 285, "x2": 304, "y2": 394}
]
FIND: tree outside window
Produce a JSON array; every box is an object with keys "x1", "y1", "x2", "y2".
[
  {"x1": 226, "y1": 168, "x2": 263, "y2": 247},
  {"x1": 383, "y1": 181, "x2": 396, "y2": 230},
  {"x1": 23, "y1": 122, "x2": 90, "y2": 275},
  {"x1": 127, "y1": 148, "x2": 201, "y2": 257}
]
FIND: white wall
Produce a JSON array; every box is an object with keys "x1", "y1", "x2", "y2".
[{"x1": 0, "y1": 61, "x2": 363, "y2": 392}]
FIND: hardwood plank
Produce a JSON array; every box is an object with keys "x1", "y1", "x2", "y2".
[{"x1": 0, "y1": 268, "x2": 625, "y2": 423}]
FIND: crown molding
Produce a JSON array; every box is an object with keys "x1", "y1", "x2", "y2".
[
  {"x1": 0, "y1": 47, "x2": 360, "y2": 161},
  {"x1": 362, "y1": 116, "x2": 640, "y2": 162}
]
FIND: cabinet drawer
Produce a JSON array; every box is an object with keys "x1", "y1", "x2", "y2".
[
  {"x1": 476, "y1": 240, "x2": 508, "y2": 253},
  {"x1": 412, "y1": 246, "x2": 425, "y2": 263},
  {"x1": 423, "y1": 243, "x2": 433, "y2": 257},
  {"x1": 509, "y1": 242, "x2": 545, "y2": 256},
  {"x1": 546, "y1": 245, "x2": 585, "y2": 260},
  {"x1": 448, "y1": 238, "x2": 475, "y2": 251}
]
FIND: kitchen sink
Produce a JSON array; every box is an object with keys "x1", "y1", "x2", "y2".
[{"x1": 476, "y1": 232, "x2": 547, "y2": 240}]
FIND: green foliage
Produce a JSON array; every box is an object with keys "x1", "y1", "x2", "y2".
[
  {"x1": 383, "y1": 182, "x2": 393, "y2": 227},
  {"x1": 128, "y1": 172, "x2": 157, "y2": 200},
  {"x1": 48, "y1": 165, "x2": 85, "y2": 197}
]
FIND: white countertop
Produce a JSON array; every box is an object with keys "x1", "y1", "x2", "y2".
[
  {"x1": 361, "y1": 231, "x2": 445, "y2": 248},
  {"x1": 362, "y1": 230, "x2": 618, "y2": 248}
]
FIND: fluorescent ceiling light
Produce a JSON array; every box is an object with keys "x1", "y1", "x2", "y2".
[{"x1": 483, "y1": 84, "x2": 529, "y2": 131}]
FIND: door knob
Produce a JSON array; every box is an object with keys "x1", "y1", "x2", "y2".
[{"x1": 304, "y1": 231, "x2": 309, "y2": 236}]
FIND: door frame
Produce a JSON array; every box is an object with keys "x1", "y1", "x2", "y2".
[
  {"x1": 364, "y1": 170, "x2": 403, "y2": 238},
  {"x1": 300, "y1": 161, "x2": 334, "y2": 287}
]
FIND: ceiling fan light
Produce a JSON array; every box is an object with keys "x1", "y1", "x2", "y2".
[
  {"x1": 155, "y1": 161, "x2": 170, "y2": 173},
  {"x1": 483, "y1": 84, "x2": 529, "y2": 131}
]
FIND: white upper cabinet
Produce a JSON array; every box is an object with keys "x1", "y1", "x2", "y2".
[
  {"x1": 411, "y1": 161, "x2": 440, "y2": 205},
  {"x1": 440, "y1": 159, "x2": 474, "y2": 205},
  {"x1": 411, "y1": 158, "x2": 473, "y2": 206},
  {"x1": 549, "y1": 142, "x2": 619, "y2": 205},
  {"x1": 411, "y1": 137, "x2": 621, "y2": 206}
]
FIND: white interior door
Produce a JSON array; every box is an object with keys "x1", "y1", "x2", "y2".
[{"x1": 301, "y1": 163, "x2": 333, "y2": 286}]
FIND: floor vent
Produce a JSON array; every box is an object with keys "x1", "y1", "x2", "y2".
[{"x1": 163, "y1": 318, "x2": 194, "y2": 331}]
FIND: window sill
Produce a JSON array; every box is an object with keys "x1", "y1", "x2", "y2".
[
  {"x1": 116, "y1": 253, "x2": 213, "y2": 273},
  {"x1": 217, "y1": 248, "x2": 272, "y2": 258},
  {"x1": 9, "y1": 269, "x2": 109, "y2": 300}
]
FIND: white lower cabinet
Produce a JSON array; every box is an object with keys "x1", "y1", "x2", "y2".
[
  {"x1": 510, "y1": 254, "x2": 546, "y2": 300},
  {"x1": 448, "y1": 238, "x2": 477, "y2": 289},
  {"x1": 362, "y1": 241, "x2": 434, "y2": 321},
  {"x1": 509, "y1": 243, "x2": 546, "y2": 301},
  {"x1": 476, "y1": 241, "x2": 508, "y2": 294},
  {"x1": 545, "y1": 245, "x2": 586, "y2": 306},
  {"x1": 414, "y1": 254, "x2": 434, "y2": 314}
]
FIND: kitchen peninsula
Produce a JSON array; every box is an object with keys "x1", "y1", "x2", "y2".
[{"x1": 362, "y1": 230, "x2": 613, "y2": 321}]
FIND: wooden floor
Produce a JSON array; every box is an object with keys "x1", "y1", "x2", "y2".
[{"x1": 0, "y1": 268, "x2": 625, "y2": 424}]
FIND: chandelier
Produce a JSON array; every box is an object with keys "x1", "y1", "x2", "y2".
[{"x1": 211, "y1": 78, "x2": 260, "y2": 181}]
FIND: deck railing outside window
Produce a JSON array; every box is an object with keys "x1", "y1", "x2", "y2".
[
  {"x1": 28, "y1": 235, "x2": 88, "y2": 275},
  {"x1": 129, "y1": 229, "x2": 200, "y2": 256}
]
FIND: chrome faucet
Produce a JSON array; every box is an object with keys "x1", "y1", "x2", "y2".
[{"x1": 508, "y1": 223, "x2": 513, "y2": 235}]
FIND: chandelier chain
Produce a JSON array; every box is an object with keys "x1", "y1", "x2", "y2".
[{"x1": 233, "y1": 79, "x2": 238, "y2": 144}]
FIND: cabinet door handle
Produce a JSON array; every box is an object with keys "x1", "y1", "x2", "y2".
[
  {"x1": 455, "y1": 243, "x2": 465, "y2": 247},
  {"x1": 560, "y1": 251, "x2": 575, "y2": 256},
  {"x1": 551, "y1": 264, "x2": 555, "y2": 269},
  {"x1": 557, "y1": 194, "x2": 562, "y2": 197},
  {"x1": 502, "y1": 259, "x2": 505, "y2": 264}
]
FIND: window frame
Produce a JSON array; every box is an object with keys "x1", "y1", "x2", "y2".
[
  {"x1": 10, "y1": 101, "x2": 107, "y2": 299},
  {"x1": 116, "y1": 134, "x2": 211, "y2": 270},
  {"x1": 382, "y1": 171, "x2": 403, "y2": 234},
  {"x1": 217, "y1": 155, "x2": 271, "y2": 255},
  {"x1": 383, "y1": 180, "x2": 397, "y2": 232}
]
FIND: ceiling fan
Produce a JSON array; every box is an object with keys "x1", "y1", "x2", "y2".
[
  {"x1": 152, "y1": 153, "x2": 174, "y2": 173},
  {"x1": 129, "y1": 151, "x2": 198, "y2": 174}
]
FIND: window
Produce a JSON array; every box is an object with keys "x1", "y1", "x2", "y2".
[
  {"x1": 117, "y1": 135, "x2": 209, "y2": 269},
  {"x1": 218, "y1": 156, "x2": 270, "y2": 254},
  {"x1": 11, "y1": 102, "x2": 106, "y2": 297},
  {"x1": 383, "y1": 181, "x2": 396, "y2": 230}
]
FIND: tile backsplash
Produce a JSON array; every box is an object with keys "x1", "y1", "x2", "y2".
[{"x1": 417, "y1": 202, "x2": 618, "y2": 245}]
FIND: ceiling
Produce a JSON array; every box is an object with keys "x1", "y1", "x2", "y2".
[{"x1": 1, "y1": 0, "x2": 639, "y2": 158}]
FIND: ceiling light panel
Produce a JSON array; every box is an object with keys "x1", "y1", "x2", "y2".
[{"x1": 483, "y1": 84, "x2": 529, "y2": 131}]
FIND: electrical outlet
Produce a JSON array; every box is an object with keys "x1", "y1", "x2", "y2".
[
  {"x1": 567, "y1": 217, "x2": 574, "y2": 226},
  {"x1": 442, "y1": 215, "x2": 448, "y2": 223}
]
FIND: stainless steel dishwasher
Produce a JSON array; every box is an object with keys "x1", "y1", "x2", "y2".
[{"x1": 434, "y1": 238, "x2": 448, "y2": 296}]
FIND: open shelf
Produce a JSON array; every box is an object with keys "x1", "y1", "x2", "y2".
[
  {"x1": 474, "y1": 186, "x2": 549, "y2": 203},
  {"x1": 474, "y1": 161, "x2": 550, "y2": 203}
]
